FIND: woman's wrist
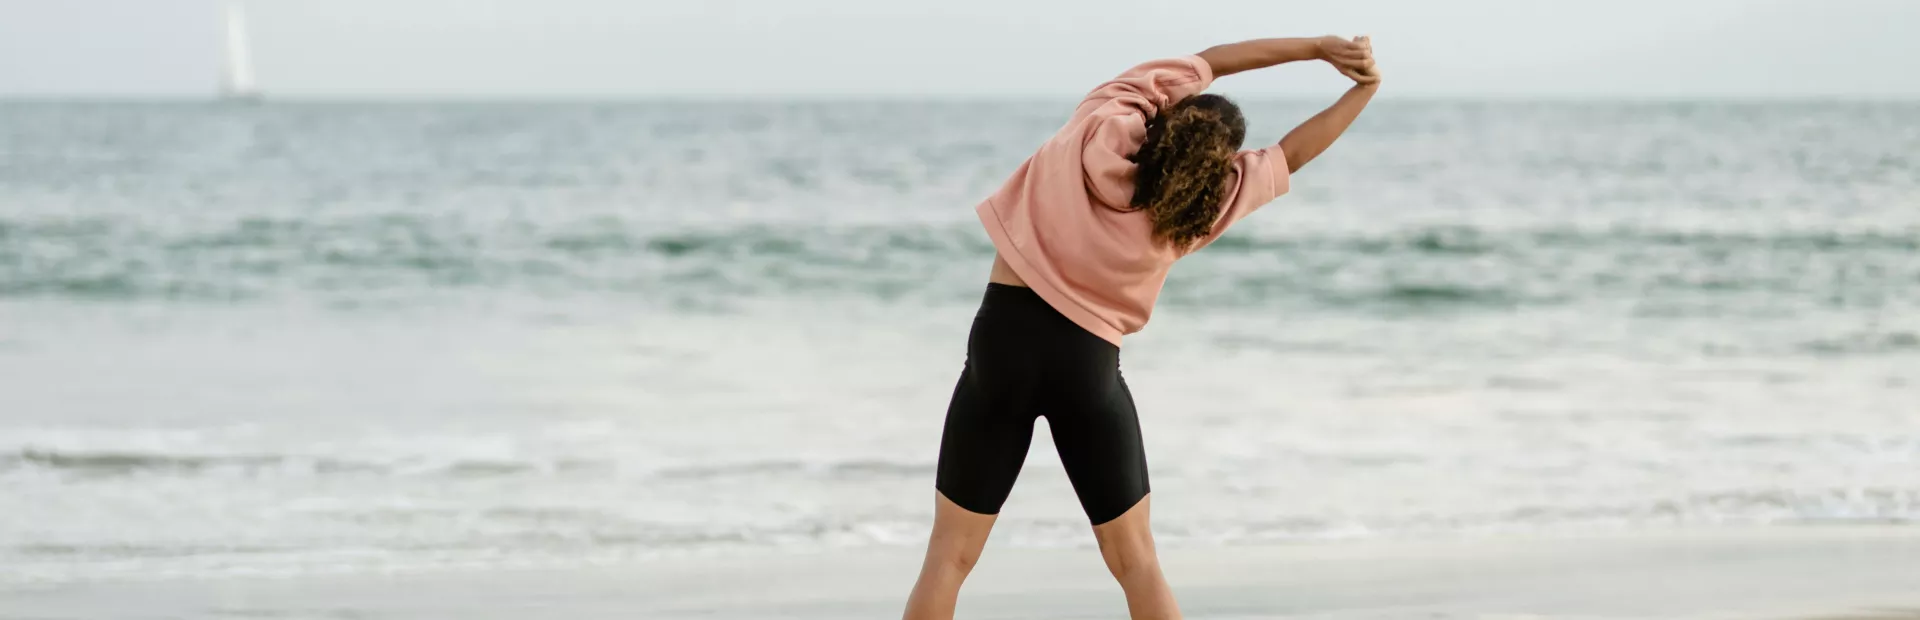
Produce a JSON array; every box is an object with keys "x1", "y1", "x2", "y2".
[
  {"x1": 1287, "y1": 37, "x2": 1329, "y2": 63},
  {"x1": 1312, "y1": 35, "x2": 1355, "y2": 62},
  {"x1": 1254, "y1": 38, "x2": 1334, "y2": 66},
  {"x1": 1200, "y1": 37, "x2": 1344, "y2": 77}
]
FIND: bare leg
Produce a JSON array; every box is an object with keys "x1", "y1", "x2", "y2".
[
  {"x1": 902, "y1": 491, "x2": 998, "y2": 620},
  {"x1": 1092, "y1": 494, "x2": 1180, "y2": 619}
]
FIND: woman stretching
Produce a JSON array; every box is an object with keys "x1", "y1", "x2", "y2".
[{"x1": 903, "y1": 36, "x2": 1381, "y2": 619}]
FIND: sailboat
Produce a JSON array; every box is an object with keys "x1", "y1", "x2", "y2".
[{"x1": 221, "y1": 0, "x2": 262, "y2": 101}]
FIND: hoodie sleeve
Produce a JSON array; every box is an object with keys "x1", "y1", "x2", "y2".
[
  {"x1": 1072, "y1": 56, "x2": 1215, "y2": 122},
  {"x1": 1076, "y1": 56, "x2": 1217, "y2": 210},
  {"x1": 1187, "y1": 145, "x2": 1292, "y2": 253}
]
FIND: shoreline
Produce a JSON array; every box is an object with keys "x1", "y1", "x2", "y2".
[{"x1": 7, "y1": 525, "x2": 1918, "y2": 619}]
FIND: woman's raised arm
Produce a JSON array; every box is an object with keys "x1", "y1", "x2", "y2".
[{"x1": 1195, "y1": 36, "x2": 1370, "y2": 79}]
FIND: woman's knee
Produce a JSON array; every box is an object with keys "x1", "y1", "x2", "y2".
[
  {"x1": 924, "y1": 535, "x2": 984, "y2": 576},
  {"x1": 1096, "y1": 531, "x2": 1161, "y2": 577},
  {"x1": 1091, "y1": 495, "x2": 1160, "y2": 579},
  {"x1": 947, "y1": 544, "x2": 982, "y2": 573}
]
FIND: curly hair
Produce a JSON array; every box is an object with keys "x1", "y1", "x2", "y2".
[{"x1": 1129, "y1": 94, "x2": 1247, "y2": 251}]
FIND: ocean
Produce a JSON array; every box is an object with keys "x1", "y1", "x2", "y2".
[{"x1": 2, "y1": 100, "x2": 1917, "y2": 585}]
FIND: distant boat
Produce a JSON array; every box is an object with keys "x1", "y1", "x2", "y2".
[{"x1": 221, "y1": 0, "x2": 262, "y2": 101}]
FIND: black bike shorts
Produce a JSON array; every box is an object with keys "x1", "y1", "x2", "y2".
[{"x1": 934, "y1": 283, "x2": 1149, "y2": 526}]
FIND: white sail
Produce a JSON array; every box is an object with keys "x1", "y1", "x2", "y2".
[{"x1": 221, "y1": 0, "x2": 259, "y2": 98}]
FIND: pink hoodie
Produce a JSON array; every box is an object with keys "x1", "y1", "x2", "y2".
[{"x1": 976, "y1": 56, "x2": 1291, "y2": 346}]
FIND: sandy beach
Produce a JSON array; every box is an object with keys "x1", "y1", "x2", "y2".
[
  {"x1": 6, "y1": 526, "x2": 1917, "y2": 619},
  {"x1": 6, "y1": 49, "x2": 1918, "y2": 620}
]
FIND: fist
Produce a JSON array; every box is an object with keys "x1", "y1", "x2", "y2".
[
  {"x1": 1316, "y1": 35, "x2": 1369, "y2": 66},
  {"x1": 1331, "y1": 36, "x2": 1380, "y2": 85}
]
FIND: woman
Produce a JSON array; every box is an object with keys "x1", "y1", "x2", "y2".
[{"x1": 904, "y1": 36, "x2": 1381, "y2": 619}]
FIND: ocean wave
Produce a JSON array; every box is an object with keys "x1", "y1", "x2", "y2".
[
  {"x1": 4, "y1": 449, "x2": 310, "y2": 474},
  {"x1": 1799, "y1": 330, "x2": 1920, "y2": 355},
  {"x1": 11, "y1": 542, "x2": 298, "y2": 559},
  {"x1": 1, "y1": 448, "x2": 935, "y2": 482},
  {"x1": 0, "y1": 448, "x2": 599, "y2": 478},
  {"x1": 1367, "y1": 284, "x2": 1518, "y2": 307},
  {"x1": 1199, "y1": 226, "x2": 1920, "y2": 255},
  {"x1": 12, "y1": 487, "x2": 1914, "y2": 560},
  {"x1": 653, "y1": 459, "x2": 935, "y2": 481},
  {"x1": 4, "y1": 216, "x2": 1917, "y2": 314}
]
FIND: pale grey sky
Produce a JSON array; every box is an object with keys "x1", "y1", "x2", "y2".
[{"x1": 2, "y1": 0, "x2": 1917, "y2": 98}]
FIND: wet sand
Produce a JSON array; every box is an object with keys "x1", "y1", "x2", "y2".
[{"x1": 6, "y1": 526, "x2": 1918, "y2": 619}]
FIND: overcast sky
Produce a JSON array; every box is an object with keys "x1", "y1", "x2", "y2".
[{"x1": 2, "y1": 0, "x2": 1917, "y2": 99}]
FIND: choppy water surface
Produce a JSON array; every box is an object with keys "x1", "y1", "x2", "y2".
[{"x1": 3, "y1": 100, "x2": 1917, "y2": 583}]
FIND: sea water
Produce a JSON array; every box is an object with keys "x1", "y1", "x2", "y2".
[{"x1": 2, "y1": 100, "x2": 1916, "y2": 583}]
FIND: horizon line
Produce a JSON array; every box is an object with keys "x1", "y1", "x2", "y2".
[{"x1": 4, "y1": 92, "x2": 1918, "y2": 104}]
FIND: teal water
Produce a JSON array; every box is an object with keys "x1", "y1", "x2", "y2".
[{"x1": 2, "y1": 101, "x2": 1917, "y2": 583}]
